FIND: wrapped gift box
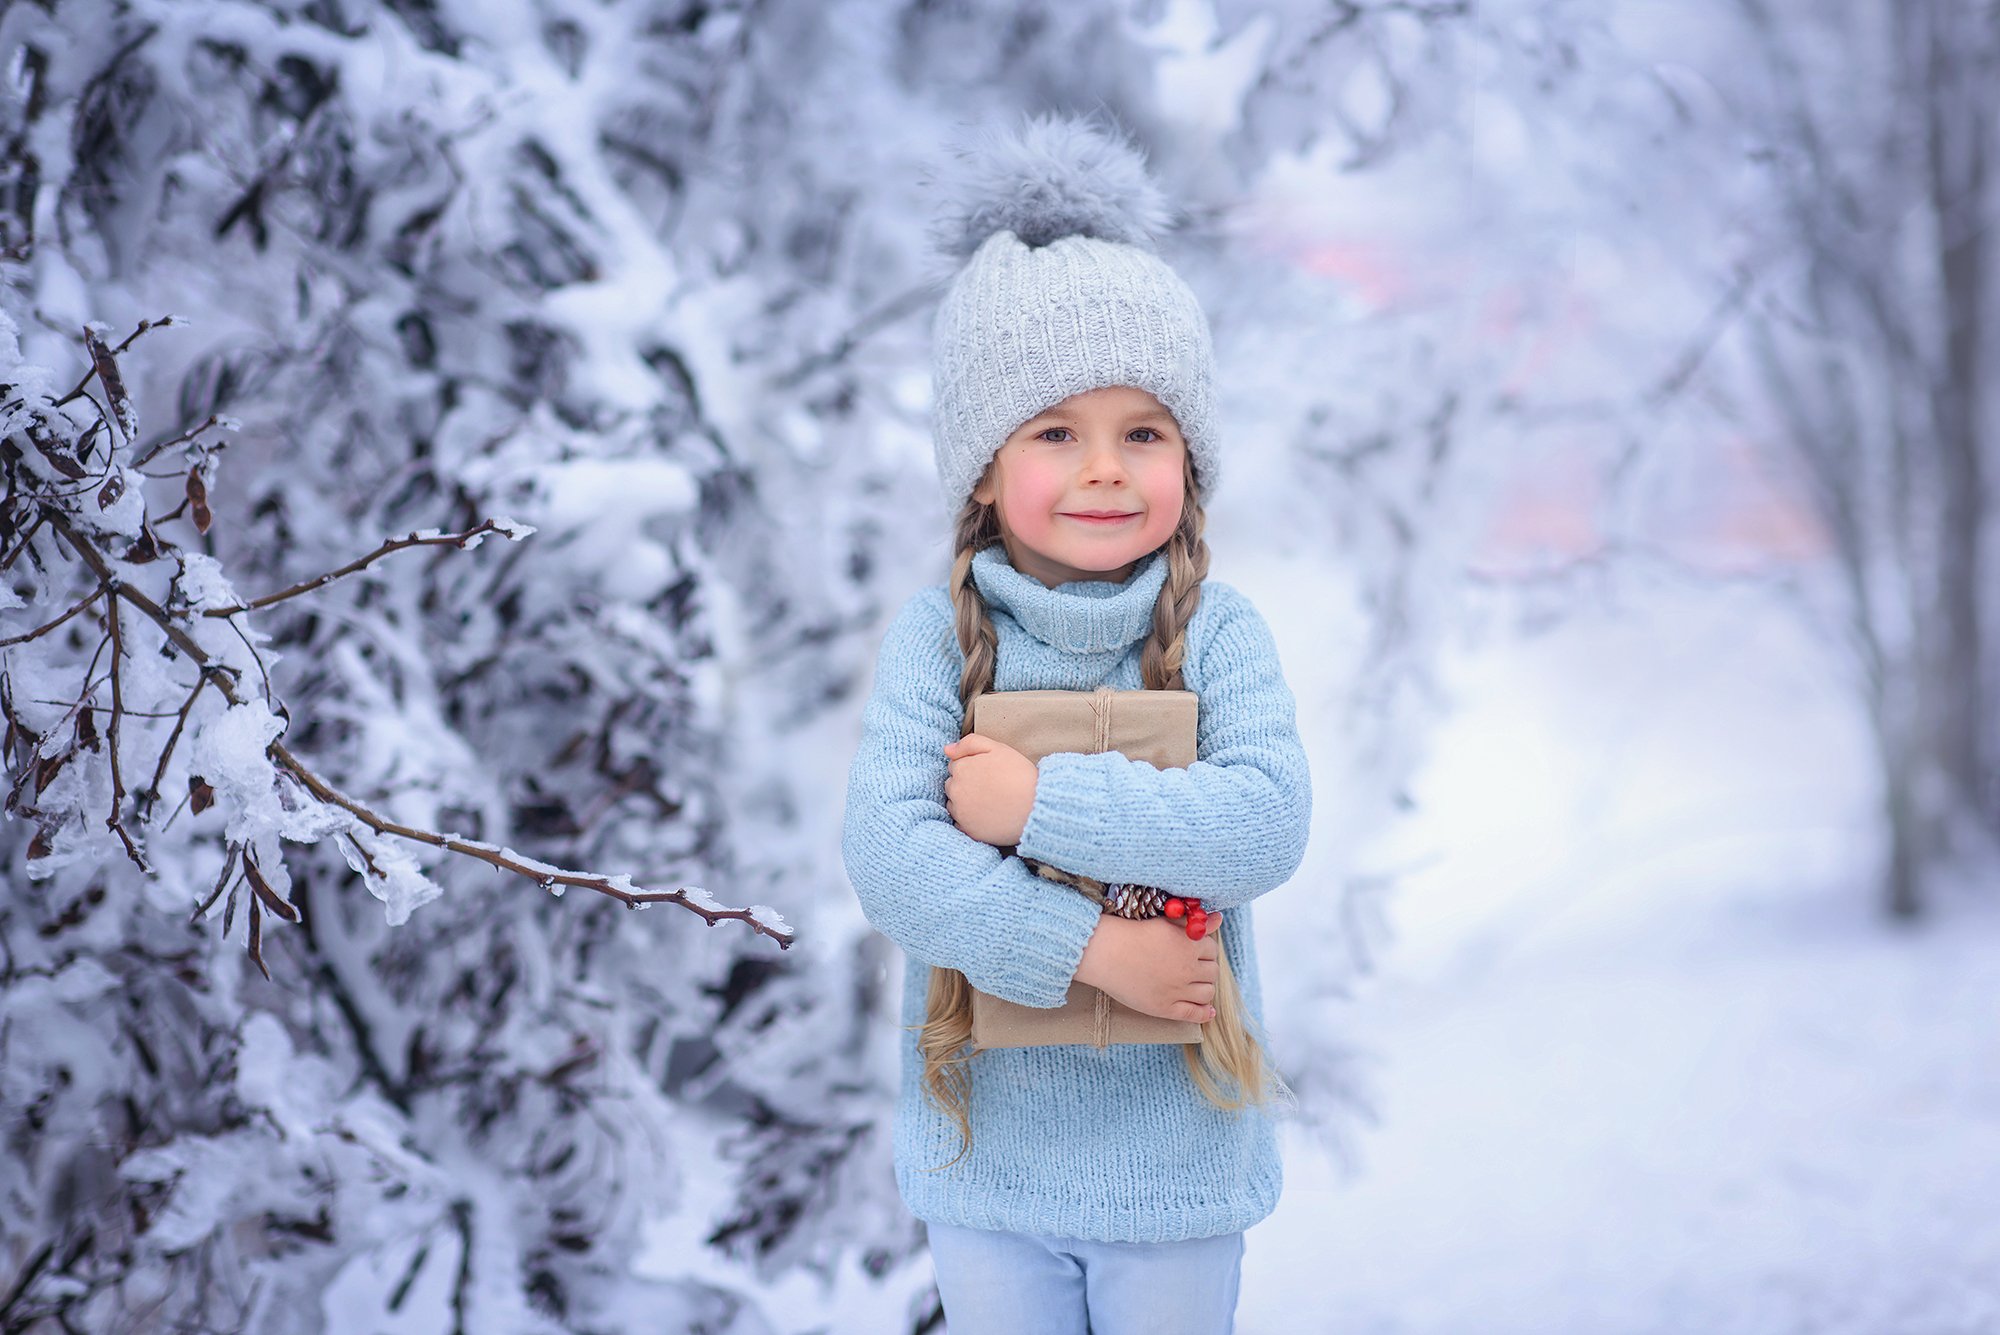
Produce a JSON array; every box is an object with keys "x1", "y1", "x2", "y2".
[{"x1": 962, "y1": 686, "x2": 1206, "y2": 1050}]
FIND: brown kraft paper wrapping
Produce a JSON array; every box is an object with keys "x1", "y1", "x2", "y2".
[{"x1": 963, "y1": 686, "x2": 1206, "y2": 1050}]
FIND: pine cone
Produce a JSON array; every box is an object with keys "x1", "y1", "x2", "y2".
[{"x1": 1102, "y1": 883, "x2": 1170, "y2": 920}]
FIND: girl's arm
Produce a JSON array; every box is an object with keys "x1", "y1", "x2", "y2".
[
  {"x1": 841, "y1": 587, "x2": 1103, "y2": 1009},
  {"x1": 1012, "y1": 581, "x2": 1312, "y2": 913}
]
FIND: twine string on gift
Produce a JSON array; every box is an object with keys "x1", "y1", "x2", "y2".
[
  {"x1": 1089, "y1": 684, "x2": 1114, "y2": 755},
  {"x1": 1092, "y1": 987, "x2": 1113, "y2": 1048}
]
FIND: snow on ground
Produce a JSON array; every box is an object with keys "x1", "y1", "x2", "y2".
[{"x1": 1240, "y1": 564, "x2": 2000, "y2": 1335}]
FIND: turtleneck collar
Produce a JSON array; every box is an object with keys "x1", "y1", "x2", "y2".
[{"x1": 967, "y1": 542, "x2": 1168, "y2": 656}]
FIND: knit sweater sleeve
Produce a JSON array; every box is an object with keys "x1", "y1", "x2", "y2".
[
  {"x1": 1013, "y1": 582, "x2": 1312, "y2": 912},
  {"x1": 841, "y1": 587, "x2": 1105, "y2": 1008}
]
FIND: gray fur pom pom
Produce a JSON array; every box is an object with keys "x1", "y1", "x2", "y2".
[{"x1": 924, "y1": 111, "x2": 1176, "y2": 261}]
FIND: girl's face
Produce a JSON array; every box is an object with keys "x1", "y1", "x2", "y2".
[{"x1": 971, "y1": 385, "x2": 1188, "y2": 588}]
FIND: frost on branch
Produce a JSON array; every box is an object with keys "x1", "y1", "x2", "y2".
[
  {"x1": 1, "y1": 312, "x2": 790, "y2": 949},
  {"x1": 173, "y1": 551, "x2": 245, "y2": 614},
  {"x1": 335, "y1": 826, "x2": 444, "y2": 926}
]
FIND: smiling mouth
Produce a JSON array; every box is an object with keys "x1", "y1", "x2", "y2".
[{"x1": 1064, "y1": 511, "x2": 1140, "y2": 522}]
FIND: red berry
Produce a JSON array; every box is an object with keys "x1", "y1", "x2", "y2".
[{"x1": 1163, "y1": 898, "x2": 1186, "y2": 920}]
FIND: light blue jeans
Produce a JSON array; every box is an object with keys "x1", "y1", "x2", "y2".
[{"x1": 926, "y1": 1220, "x2": 1244, "y2": 1335}]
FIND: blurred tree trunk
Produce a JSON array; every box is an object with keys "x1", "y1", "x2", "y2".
[
  {"x1": 1912, "y1": 0, "x2": 1990, "y2": 845},
  {"x1": 1736, "y1": 0, "x2": 1996, "y2": 920}
]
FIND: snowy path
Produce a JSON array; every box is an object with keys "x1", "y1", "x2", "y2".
[{"x1": 1239, "y1": 575, "x2": 2000, "y2": 1334}]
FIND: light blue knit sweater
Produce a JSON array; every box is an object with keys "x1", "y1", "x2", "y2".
[{"x1": 841, "y1": 541, "x2": 1313, "y2": 1243}]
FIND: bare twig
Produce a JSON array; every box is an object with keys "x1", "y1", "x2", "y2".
[
  {"x1": 131, "y1": 411, "x2": 222, "y2": 470},
  {"x1": 273, "y1": 737, "x2": 793, "y2": 946},
  {"x1": 189, "y1": 842, "x2": 241, "y2": 924},
  {"x1": 0, "y1": 510, "x2": 47, "y2": 570},
  {"x1": 142, "y1": 666, "x2": 227, "y2": 826},
  {"x1": 1643, "y1": 261, "x2": 1759, "y2": 408},
  {"x1": 0, "y1": 585, "x2": 106, "y2": 647},
  {"x1": 217, "y1": 605, "x2": 278, "y2": 710},
  {"x1": 200, "y1": 517, "x2": 536, "y2": 617},
  {"x1": 100, "y1": 582, "x2": 150, "y2": 872},
  {"x1": 28, "y1": 700, "x2": 181, "y2": 719}
]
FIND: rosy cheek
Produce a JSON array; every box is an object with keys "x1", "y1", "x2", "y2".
[{"x1": 1008, "y1": 473, "x2": 1067, "y2": 522}]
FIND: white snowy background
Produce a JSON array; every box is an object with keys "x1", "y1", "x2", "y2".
[{"x1": 3, "y1": 0, "x2": 1994, "y2": 1332}]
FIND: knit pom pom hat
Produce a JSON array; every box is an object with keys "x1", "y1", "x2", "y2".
[{"x1": 923, "y1": 112, "x2": 1220, "y2": 517}]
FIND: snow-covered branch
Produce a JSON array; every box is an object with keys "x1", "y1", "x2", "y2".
[{"x1": 3, "y1": 318, "x2": 794, "y2": 950}]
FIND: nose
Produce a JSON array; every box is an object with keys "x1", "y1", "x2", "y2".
[{"x1": 1078, "y1": 433, "x2": 1129, "y2": 483}]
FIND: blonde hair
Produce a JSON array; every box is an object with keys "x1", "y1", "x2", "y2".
[{"x1": 911, "y1": 450, "x2": 1288, "y2": 1170}]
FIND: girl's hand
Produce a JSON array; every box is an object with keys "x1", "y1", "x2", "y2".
[
  {"x1": 941, "y1": 733, "x2": 1039, "y2": 847},
  {"x1": 1073, "y1": 912, "x2": 1224, "y2": 1024}
]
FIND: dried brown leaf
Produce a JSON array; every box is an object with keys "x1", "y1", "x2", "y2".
[
  {"x1": 248, "y1": 890, "x2": 270, "y2": 981},
  {"x1": 245, "y1": 851, "x2": 299, "y2": 923},
  {"x1": 83, "y1": 324, "x2": 135, "y2": 441}
]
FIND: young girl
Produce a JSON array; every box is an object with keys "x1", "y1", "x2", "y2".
[{"x1": 842, "y1": 113, "x2": 1312, "y2": 1335}]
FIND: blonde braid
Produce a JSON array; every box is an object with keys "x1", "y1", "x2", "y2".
[
  {"x1": 910, "y1": 500, "x2": 1005, "y2": 1170},
  {"x1": 948, "y1": 502, "x2": 1005, "y2": 726},
  {"x1": 1145, "y1": 461, "x2": 1281, "y2": 1114},
  {"x1": 1141, "y1": 457, "x2": 1211, "y2": 690}
]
